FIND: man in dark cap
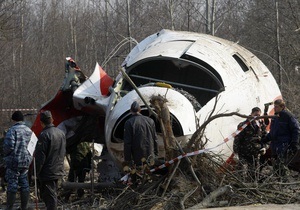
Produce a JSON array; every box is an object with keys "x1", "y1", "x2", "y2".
[
  {"x1": 4, "y1": 111, "x2": 34, "y2": 210},
  {"x1": 35, "y1": 110, "x2": 66, "y2": 210},
  {"x1": 123, "y1": 101, "x2": 158, "y2": 167}
]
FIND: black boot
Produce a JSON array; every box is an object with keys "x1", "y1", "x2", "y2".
[
  {"x1": 6, "y1": 191, "x2": 16, "y2": 210},
  {"x1": 20, "y1": 191, "x2": 30, "y2": 210}
]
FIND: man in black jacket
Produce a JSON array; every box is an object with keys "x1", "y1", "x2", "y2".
[
  {"x1": 262, "y1": 99, "x2": 300, "y2": 176},
  {"x1": 123, "y1": 101, "x2": 158, "y2": 167},
  {"x1": 35, "y1": 110, "x2": 66, "y2": 210}
]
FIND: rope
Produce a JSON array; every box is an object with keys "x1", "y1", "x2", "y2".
[
  {"x1": 149, "y1": 117, "x2": 254, "y2": 173},
  {"x1": 120, "y1": 117, "x2": 254, "y2": 182},
  {"x1": 0, "y1": 109, "x2": 37, "y2": 112}
]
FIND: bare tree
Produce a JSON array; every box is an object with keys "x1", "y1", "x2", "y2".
[{"x1": 1, "y1": 0, "x2": 300, "y2": 132}]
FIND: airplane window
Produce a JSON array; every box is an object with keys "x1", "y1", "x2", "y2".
[{"x1": 232, "y1": 54, "x2": 249, "y2": 72}]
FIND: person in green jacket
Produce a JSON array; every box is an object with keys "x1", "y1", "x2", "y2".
[{"x1": 65, "y1": 141, "x2": 92, "y2": 201}]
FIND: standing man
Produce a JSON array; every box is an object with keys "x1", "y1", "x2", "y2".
[
  {"x1": 263, "y1": 99, "x2": 300, "y2": 176},
  {"x1": 233, "y1": 107, "x2": 267, "y2": 179},
  {"x1": 4, "y1": 111, "x2": 34, "y2": 210},
  {"x1": 123, "y1": 101, "x2": 158, "y2": 167},
  {"x1": 35, "y1": 110, "x2": 66, "y2": 210}
]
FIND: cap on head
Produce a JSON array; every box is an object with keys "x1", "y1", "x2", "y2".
[
  {"x1": 11, "y1": 111, "x2": 24, "y2": 121},
  {"x1": 40, "y1": 110, "x2": 52, "y2": 122},
  {"x1": 130, "y1": 101, "x2": 141, "y2": 113}
]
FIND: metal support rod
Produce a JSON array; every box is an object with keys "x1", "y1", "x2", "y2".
[{"x1": 120, "y1": 67, "x2": 158, "y2": 118}]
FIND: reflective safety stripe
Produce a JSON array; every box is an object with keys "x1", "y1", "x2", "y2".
[
  {"x1": 149, "y1": 116, "x2": 255, "y2": 173},
  {"x1": 1, "y1": 109, "x2": 37, "y2": 112}
]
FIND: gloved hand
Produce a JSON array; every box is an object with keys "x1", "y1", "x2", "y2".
[
  {"x1": 259, "y1": 148, "x2": 266, "y2": 155},
  {"x1": 122, "y1": 161, "x2": 132, "y2": 172},
  {"x1": 123, "y1": 165, "x2": 131, "y2": 172}
]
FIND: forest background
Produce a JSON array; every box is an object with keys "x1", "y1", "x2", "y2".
[{"x1": 0, "y1": 0, "x2": 299, "y2": 133}]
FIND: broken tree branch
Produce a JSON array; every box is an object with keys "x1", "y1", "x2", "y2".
[
  {"x1": 187, "y1": 185, "x2": 232, "y2": 209},
  {"x1": 120, "y1": 67, "x2": 157, "y2": 118},
  {"x1": 187, "y1": 112, "x2": 277, "y2": 150}
]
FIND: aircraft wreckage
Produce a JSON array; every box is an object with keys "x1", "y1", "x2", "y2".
[{"x1": 31, "y1": 29, "x2": 281, "y2": 179}]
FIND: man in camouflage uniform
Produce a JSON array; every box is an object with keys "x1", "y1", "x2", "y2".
[
  {"x1": 64, "y1": 141, "x2": 92, "y2": 201},
  {"x1": 4, "y1": 111, "x2": 33, "y2": 210},
  {"x1": 233, "y1": 107, "x2": 267, "y2": 180}
]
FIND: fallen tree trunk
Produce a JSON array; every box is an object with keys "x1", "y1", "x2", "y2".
[{"x1": 150, "y1": 95, "x2": 176, "y2": 159}]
